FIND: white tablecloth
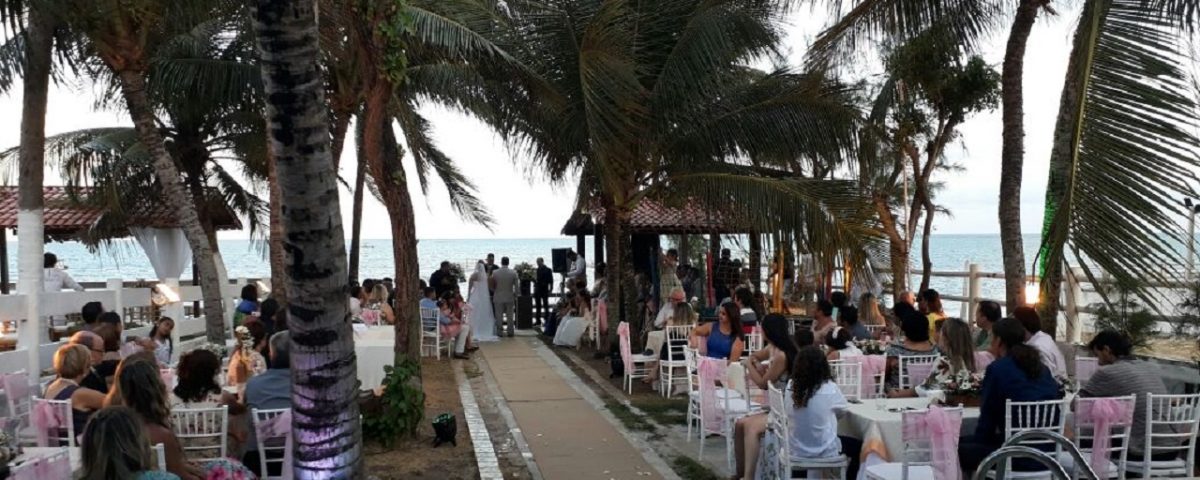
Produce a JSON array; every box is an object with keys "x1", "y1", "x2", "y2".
[
  {"x1": 15, "y1": 447, "x2": 81, "y2": 475},
  {"x1": 838, "y1": 397, "x2": 980, "y2": 463},
  {"x1": 355, "y1": 326, "x2": 395, "y2": 389}
]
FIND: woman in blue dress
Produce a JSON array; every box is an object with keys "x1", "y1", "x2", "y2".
[{"x1": 690, "y1": 302, "x2": 745, "y2": 362}]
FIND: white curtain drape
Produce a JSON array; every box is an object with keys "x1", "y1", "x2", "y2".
[{"x1": 131, "y1": 227, "x2": 192, "y2": 280}]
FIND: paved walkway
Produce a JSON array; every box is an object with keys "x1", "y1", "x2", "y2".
[{"x1": 478, "y1": 337, "x2": 669, "y2": 480}]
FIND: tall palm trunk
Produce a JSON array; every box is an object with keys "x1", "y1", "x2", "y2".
[
  {"x1": 253, "y1": 0, "x2": 362, "y2": 476},
  {"x1": 267, "y1": 144, "x2": 288, "y2": 304},
  {"x1": 874, "y1": 197, "x2": 908, "y2": 297},
  {"x1": 115, "y1": 70, "x2": 227, "y2": 344},
  {"x1": 999, "y1": 0, "x2": 1042, "y2": 313},
  {"x1": 347, "y1": 136, "x2": 367, "y2": 283},
  {"x1": 16, "y1": 6, "x2": 53, "y2": 372},
  {"x1": 603, "y1": 198, "x2": 637, "y2": 351},
  {"x1": 919, "y1": 198, "x2": 935, "y2": 292}
]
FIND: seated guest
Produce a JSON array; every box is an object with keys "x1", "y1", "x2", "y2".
[
  {"x1": 419, "y1": 287, "x2": 440, "y2": 311},
  {"x1": 97, "y1": 311, "x2": 154, "y2": 358},
  {"x1": 1014, "y1": 306, "x2": 1067, "y2": 378},
  {"x1": 553, "y1": 291, "x2": 594, "y2": 348},
  {"x1": 794, "y1": 329, "x2": 815, "y2": 349},
  {"x1": 859, "y1": 293, "x2": 887, "y2": 328},
  {"x1": 258, "y1": 298, "x2": 281, "y2": 335},
  {"x1": 653, "y1": 287, "x2": 686, "y2": 329},
  {"x1": 690, "y1": 302, "x2": 745, "y2": 362},
  {"x1": 644, "y1": 303, "x2": 699, "y2": 384},
  {"x1": 79, "y1": 406, "x2": 180, "y2": 480},
  {"x1": 789, "y1": 346, "x2": 861, "y2": 479},
  {"x1": 838, "y1": 306, "x2": 871, "y2": 341},
  {"x1": 734, "y1": 287, "x2": 758, "y2": 333},
  {"x1": 433, "y1": 290, "x2": 474, "y2": 359},
  {"x1": 825, "y1": 327, "x2": 862, "y2": 361},
  {"x1": 234, "y1": 284, "x2": 259, "y2": 328},
  {"x1": 811, "y1": 300, "x2": 836, "y2": 343},
  {"x1": 361, "y1": 284, "x2": 395, "y2": 325},
  {"x1": 959, "y1": 318, "x2": 1062, "y2": 473},
  {"x1": 172, "y1": 349, "x2": 246, "y2": 455},
  {"x1": 1079, "y1": 330, "x2": 1182, "y2": 462},
  {"x1": 889, "y1": 317, "x2": 976, "y2": 398},
  {"x1": 734, "y1": 314, "x2": 798, "y2": 479},
  {"x1": 884, "y1": 307, "x2": 939, "y2": 390},
  {"x1": 974, "y1": 300, "x2": 1001, "y2": 350},
  {"x1": 69, "y1": 330, "x2": 111, "y2": 393},
  {"x1": 81, "y1": 301, "x2": 104, "y2": 331},
  {"x1": 243, "y1": 332, "x2": 292, "y2": 478},
  {"x1": 349, "y1": 285, "x2": 364, "y2": 317},
  {"x1": 113, "y1": 358, "x2": 254, "y2": 480},
  {"x1": 44, "y1": 344, "x2": 106, "y2": 444},
  {"x1": 918, "y1": 289, "x2": 947, "y2": 340},
  {"x1": 150, "y1": 317, "x2": 175, "y2": 366},
  {"x1": 227, "y1": 322, "x2": 268, "y2": 393}
]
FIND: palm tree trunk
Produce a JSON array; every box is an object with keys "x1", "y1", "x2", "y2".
[
  {"x1": 252, "y1": 0, "x2": 361, "y2": 475},
  {"x1": 347, "y1": 134, "x2": 367, "y2": 284},
  {"x1": 604, "y1": 200, "x2": 637, "y2": 351},
  {"x1": 115, "y1": 70, "x2": 227, "y2": 344},
  {"x1": 999, "y1": 0, "x2": 1041, "y2": 313},
  {"x1": 919, "y1": 199, "x2": 935, "y2": 292},
  {"x1": 16, "y1": 5, "x2": 53, "y2": 372},
  {"x1": 330, "y1": 109, "x2": 352, "y2": 169},
  {"x1": 748, "y1": 233, "x2": 762, "y2": 292},
  {"x1": 267, "y1": 145, "x2": 288, "y2": 304},
  {"x1": 873, "y1": 197, "x2": 908, "y2": 297}
]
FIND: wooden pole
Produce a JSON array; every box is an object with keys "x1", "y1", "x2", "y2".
[{"x1": 1, "y1": 229, "x2": 9, "y2": 294}]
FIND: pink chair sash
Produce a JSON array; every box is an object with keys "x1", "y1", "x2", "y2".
[
  {"x1": 256, "y1": 410, "x2": 294, "y2": 479},
  {"x1": 973, "y1": 351, "x2": 994, "y2": 372},
  {"x1": 3, "y1": 373, "x2": 30, "y2": 405},
  {"x1": 596, "y1": 302, "x2": 608, "y2": 336},
  {"x1": 697, "y1": 357, "x2": 725, "y2": 435},
  {"x1": 30, "y1": 401, "x2": 64, "y2": 447},
  {"x1": 618, "y1": 322, "x2": 633, "y2": 371},
  {"x1": 11, "y1": 450, "x2": 71, "y2": 480},
  {"x1": 906, "y1": 362, "x2": 935, "y2": 388},
  {"x1": 1079, "y1": 398, "x2": 1131, "y2": 479},
  {"x1": 900, "y1": 406, "x2": 961, "y2": 480},
  {"x1": 859, "y1": 355, "x2": 887, "y2": 398}
]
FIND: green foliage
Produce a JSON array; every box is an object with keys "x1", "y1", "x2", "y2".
[
  {"x1": 1171, "y1": 282, "x2": 1200, "y2": 336},
  {"x1": 362, "y1": 359, "x2": 424, "y2": 446},
  {"x1": 514, "y1": 262, "x2": 535, "y2": 282},
  {"x1": 1091, "y1": 280, "x2": 1158, "y2": 350}
]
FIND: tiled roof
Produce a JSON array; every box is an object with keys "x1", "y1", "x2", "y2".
[
  {"x1": 0, "y1": 186, "x2": 242, "y2": 235},
  {"x1": 561, "y1": 198, "x2": 741, "y2": 235}
]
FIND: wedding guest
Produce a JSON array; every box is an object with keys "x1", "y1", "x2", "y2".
[
  {"x1": 884, "y1": 307, "x2": 939, "y2": 390},
  {"x1": 171, "y1": 349, "x2": 245, "y2": 457},
  {"x1": 959, "y1": 318, "x2": 1061, "y2": 474},
  {"x1": 435, "y1": 290, "x2": 474, "y2": 359},
  {"x1": 243, "y1": 332, "x2": 291, "y2": 478},
  {"x1": 44, "y1": 343, "x2": 106, "y2": 444},
  {"x1": 919, "y1": 289, "x2": 947, "y2": 340},
  {"x1": 227, "y1": 323, "x2": 267, "y2": 391},
  {"x1": 150, "y1": 317, "x2": 175, "y2": 365},
  {"x1": 1014, "y1": 306, "x2": 1067, "y2": 378},
  {"x1": 644, "y1": 303, "x2": 698, "y2": 384},
  {"x1": 79, "y1": 406, "x2": 180, "y2": 480},
  {"x1": 70, "y1": 331, "x2": 111, "y2": 393},
  {"x1": 566, "y1": 250, "x2": 587, "y2": 283},
  {"x1": 838, "y1": 307, "x2": 870, "y2": 341},
  {"x1": 81, "y1": 301, "x2": 104, "y2": 331},
  {"x1": 889, "y1": 317, "x2": 976, "y2": 398},
  {"x1": 974, "y1": 300, "x2": 1001, "y2": 350},
  {"x1": 734, "y1": 287, "x2": 758, "y2": 333},
  {"x1": 690, "y1": 302, "x2": 744, "y2": 362},
  {"x1": 859, "y1": 293, "x2": 886, "y2": 328},
  {"x1": 349, "y1": 285, "x2": 364, "y2": 317},
  {"x1": 43, "y1": 252, "x2": 83, "y2": 292},
  {"x1": 653, "y1": 287, "x2": 686, "y2": 329},
  {"x1": 788, "y1": 346, "x2": 860, "y2": 479},
  {"x1": 811, "y1": 299, "x2": 836, "y2": 342},
  {"x1": 361, "y1": 284, "x2": 395, "y2": 325},
  {"x1": 234, "y1": 284, "x2": 259, "y2": 328},
  {"x1": 896, "y1": 291, "x2": 916, "y2": 307},
  {"x1": 794, "y1": 329, "x2": 815, "y2": 349},
  {"x1": 258, "y1": 298, "x2": 281, "y2": 334},
  {"x1": 825, "y1": 327, "x2": 863, "y2": 361},
  {"x1": 534, "y1": 258, "x2": 554, "y2": 323},
  {"x1": 553, "y1": 291, "x2": 594, "y2": 348},
  {"x1": 659, "y1": 249, "x2": 682, "y2": 306},
  {"x1": 430, "y1": 261, "x2": 457, "y2": 297},
  {"x1": 103, "y1": 352, "x2": 157, "y2": 407},
  {"x1": 733, "y1": 314, "x2": 798, "y2": 480},
  {"x1": 1079, "y1": 330, "x2": 1181, "y2": 462}
]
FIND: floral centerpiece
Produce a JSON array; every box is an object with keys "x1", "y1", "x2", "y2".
[
  {"x1": 854, "y1": 339, "x2": 887, "y2": 355},
  {"x1": 0, "y1": 427, "x2": 19, "y2": 464},
  {"x1": 447, "y1": 263, "x2": 467, "y2": 282},
  {"x1": 199, "y1": 342, "x2": 228, "y2": 360},
  {"x1": 939, "y1": 369, "x2": 984, "y2": 407},
  {"x1": 514, "y1": 262, "x2": 535, "y2": 282}
]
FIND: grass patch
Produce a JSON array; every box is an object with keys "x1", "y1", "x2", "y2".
[
  {"x1": 671, "y1": 455, "x2": 720, "y2": 480},
  {"x1": 605, "y1": 402, "x2": 657, "y2": 433},
  {"x1": 631, "y1": 397, "x2": 688, "y2": 425}
]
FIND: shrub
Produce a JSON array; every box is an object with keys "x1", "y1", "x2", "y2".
[
  {"x1": 1171, "y1": 282, "x2": 1200, "y2": 336},
  {"x1": 361, "y1": 359, "x2": 424, "y2": 446}
]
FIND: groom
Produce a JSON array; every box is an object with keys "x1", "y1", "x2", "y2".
[{"x1": 490, "y1": 257, "x2": 519, "y2": 337}]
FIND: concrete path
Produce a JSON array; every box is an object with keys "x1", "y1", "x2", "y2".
[{"x1": 478, "y1": 337, "x2": 669, "y2": 480}]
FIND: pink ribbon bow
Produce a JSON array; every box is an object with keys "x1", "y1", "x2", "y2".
[
  {"x1": 31, "y1": 401, "x2": 63, "y2": 447},
  {"x1": 974, "y1": 351, "x2": 994, "y2": 372},
  {"x1": 697, "y1": 357, "x2": 725, "y2": 434},
  {"x1": 160, "y1": 369, "x2": 176, "y2": 389},
  {"x1": 256, "y1": 410, "x2": 294, "y2": 479},
  {"x1": 859, "y1": 355, "x2": 887, "y2": 399},
  {"x1": 12, "y1": 452, "x2": 70, "y2": 480},
  {"x1": 922, "y1": 406, "x2": 961, "y2": 480},
  {"x1": 1084, "y1": 398, "x2": 1130, "y2": 479}
]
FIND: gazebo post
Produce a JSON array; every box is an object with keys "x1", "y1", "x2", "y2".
[
  {"x1": 1, "y1": 228, "x2": 9, "y2": 294},
  {"x1": 576, "y1": 233, "x2": 586, "y2": 262},
  {"x1": 593, "y1": 223, "x2": 604, "y2": 266}
]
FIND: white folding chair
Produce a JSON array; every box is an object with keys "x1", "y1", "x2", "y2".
[
  {"x1": 618, "y1": 322, "x2": 655, "y2": 394},
  {"x1": 744, "y1": 329, "x2": 763, "y2": 357},
  {"x1": 2, "y1": 371, "x2": 32, "y2": 432},
  {"x1": 829, "y1": 361, "x2": 863, "y2": 402},
  {"x1": 153, "y1": 442, "x2": 167, "y2": 471},
  {"x1": 419, "y1": 307, "x2": 445, "y2": 359},
  {"x1": 697, "y1": 357, "x2": 753, "y2": 469},
  {"x1": 7, "y1": 446, "x2": 71, "y2": 479},
  {"x1": 1074, "y1": 357, "x2": 1099, "y2": 385},
  {"x1": 897, "y1": 354, "x2": 939, "y2": 390},
  {"x1": 252, "y1": 408, "x2": 293, "y2": 480},
  {"x1": 30, "y1": 397, "x2": 75, "y2": 447},
  {"x1": 905, "y1": 360, "x2": 937, "y2": 391},
  {"x1": 170, "y1": 405, "x2": 229, "y2": 462},
  {"x1": 1126, "y1": 392, "x2": 1200, "y2": 478},
  {"x1": 865, "y1": 406, "x2": 964, "y2": 480},
  {"x1": 766, "y1": 380, "x2": 849, "y2": 479},
  {"x1": 996, "y1": 398, "x2": 1070, "y2": 479},
  {"x1": 659, "y1": 325, "x2": 691, "y2": 397},
  {"x1": 1064, "y1": 395, "x2": 1135, "y2": 479}
]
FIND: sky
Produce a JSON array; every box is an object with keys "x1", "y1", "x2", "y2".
[{"x1": 0, "y1": 6, "x2": 1090, "y2": 240}]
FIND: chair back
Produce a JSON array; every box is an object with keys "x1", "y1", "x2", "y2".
[
  {"x1": 859, "y1": 355, "x2": 887, "y2": 399},
  {"x1": 745, "y1": 330, "x2": 763, "y2": 356},
  {"x1": 664, "y1": 325, "x2": 690, "y2": 361},
  {"x1": 8, "y1": 447, "x2": 71, "y2": 480},
  {"x1": 974, "y1": 351, "x2": 995, "y2": 372},
  {"x1": 900, "y1": 406, "x2": 964, "y2": 480},
  {"x1": 420, "y1": 307, "x2": 440, "y2": 331},
  {"x1": 153, "y1": 442, "x2": 167, "y2": 471},
  {"x1": 2, "y1": 371, "x2": 31, "y2": 426},
  {"x1": 1075, "y1": 357, "x2": 1099, "y2": 384},
  {"x1": 697, "y1": 356, "x2": 727, "y2": 435},
  {"x1": 829, "y1": 361, "x2": 863, "y2": 402},
  {"x1": 30, "y1": 397, "x2": 73, "y2": 447},
  {"x1": 618, "y1": 322, "x2": 634, "y2": 372},
  {"x1": 725, "y1": 362, "x2": 750, "y2": 401},
  {"x1": 253, "y1": 408, "x2": 294, "y2": 480},
  {"x1": 898, "y1": 354, "x2": 939, "y2": 390},
  {"x1": 1074, "y1": 395, "x2": 1136, "y2": 479},
  {"x1": 1003, "y1": 398, "x2": 1069, "y2": 472},
  {"x1": 1141, "y1": 392, "x2": 1200, "y2": 476},
  {"x1": 684, "y1": 347, "x2": 700, "y2": 394},
  {"x1": 766, "y1": 380, "x2": 791, "y2": 479},
  {"x1": 170, "y1": 405, "x2": 229, "y2": 462},
  {"x1": 905, "y1": 360, "x2": 937, "y2": 390}
]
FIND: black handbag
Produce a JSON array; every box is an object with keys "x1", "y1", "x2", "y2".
[{"x1": 432, "y1": 413, "x2": 457, "y2": 447}]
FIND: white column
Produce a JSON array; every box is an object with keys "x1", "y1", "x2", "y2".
[
  {"x1": 106, "y1": 279, "x2": 124, "y2": 317},
  {"x1": 959, "y1": 260, "x2": 970, "y2": 319},
  {"x1": 17, "y1": 210, "x2": 43, "y2": 377},
  {"x1": 162, "y1": 278, "x2": 184, "y2": 361},
  {"x1": 967, "y1": 263, "x2": 981, "y2": 324}
]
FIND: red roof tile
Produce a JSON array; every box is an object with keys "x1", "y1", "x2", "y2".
[{"x1": 0, "y1": 187, "x2": 242, "y2": 235}]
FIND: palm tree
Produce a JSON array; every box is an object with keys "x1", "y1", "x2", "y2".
[
  {"x1": 1036, "y1": 0, "x2": 1200, "y2": 335},
  {"x1": 252, "y1": 0, "x2": 361, "y2": 475}
]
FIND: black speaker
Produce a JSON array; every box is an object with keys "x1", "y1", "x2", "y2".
[{"x1": 551, "y1": 248, "x2": 570, "y2": 273}]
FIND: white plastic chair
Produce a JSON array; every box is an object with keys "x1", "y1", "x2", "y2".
[
  {"x1": 1125, "y1": 392, "x2": 1200, "y2": 478},
  {"x1": 252, "y1": 408, "x2": 293, "y2": 480},
  {"x1": 766, "y1": 380, "x2": 850, "y2": 479},
  {"x1": 897, "y1": 355, "x2": 939, "y2": 390},
  {"x1": 864, "y1": 406, "x2": 964, "y2": 480},
  {"x1": 744, "y1": 330, "x2": 763, "y2": 357},
  {"x1": 1063, "y1": 395, "x2": 1135, "y2": 479},
  {"x1": 618, "y1": 322, "x2": 655, "y2": 394},
  {"x1": 996, "y1": 398, "x2": 1070, "y2": 479},
  {"x1": 697, "y1": 356, "x2": 756, "y2": 470},
  {"x1": 829, "y1": 361, "x2": 863, "y2": 402},
  {"x1": 153, "y1": 442, "x2": 167, "y2": 471},
  {"x1": 2, "y1": 371, "x2": 32, "y2": 431},
  {"x1": 170, "y1": 405, "x2": 229, "y2": 462},
  {"x1": 30, "y1": 397, "x2": 74, "y2": 447},
  {"x1": 1074, "y1": 357, "x2": 1099, "y2": 385},
  {"x1": 419, "y1": 307, "x2": 445, "y2": 359},
  {"x1": 659, "y1": 325, "x2": 690, "y2": 397},
  {"x1": 7, "y1": 446, "x2": 71, "y2": 480},
  {"x1": 905, "y1": 360, "x2": 937, "y2": 391}
]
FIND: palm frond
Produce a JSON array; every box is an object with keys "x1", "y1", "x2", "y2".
[{"x1": 393, "y1": 98, "x2": 493, "y2": 227}]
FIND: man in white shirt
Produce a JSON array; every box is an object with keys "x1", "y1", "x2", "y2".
[
  {"x1": 1016, "y1": 306, "x2": 1067, "y2": 378},
  {"x1": 567, "y1": 250, "x2": 587, "y2": 283},
  {"x1": 654, "y1": 287, "x2": 685, "y2": 328},
  {"x1": 43, "y1": 252, "x2": 83, "y2": 292}
]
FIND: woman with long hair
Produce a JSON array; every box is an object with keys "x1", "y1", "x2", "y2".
[
  {"x1": 788, "y1": 346, "x2": 860, "y2": 479},
  {"x1": 172, "y1": 349, "x2": 245, "y2": 459},
  {"x1": 644, "y1": 302, "x2": 698, "y2": 384},
  {"x1": 733, "y1": 314, "x2": 798, "y2": 479},
  {"x1": 919, "y1": 289, "x2": 946, "y2": 341},
  {"x1": 361, "y1": 284, "x2": 395, "y2": 325},
  {"x1": 859, "y1": 293, "x2": 886, "y2": 328},
  {"x1": 958, "y1": 318, "x2": 1061, "y2": 473},
  {"x1": 553, "y1": 290, "x2": 594, "y2": 348},
  {"x1": 226, "y1": 321, "x2": 267, "y2": 390},
  {"x1": 690, "y1": 302, "x2": 745, "y2": 362},
  {"x1": 150, "y1": 317, "x2": 174, "y2": 365},
  {"x1": 79, "y1": 406, "x2": 178, "y2": 480},
  {"x1": 889, "y1": 317, "x2": 977, "y2": 398},
  {"x1": 883, "y1": 306, "x2": 939, "y2": 390}
]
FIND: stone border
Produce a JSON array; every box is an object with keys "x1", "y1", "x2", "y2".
[
  {"x1": 453, "y1": 360, "x2": 504, "y2": 479},
  {"x1": 472, "y1": 350, "x2": 545, "y2": 480}
]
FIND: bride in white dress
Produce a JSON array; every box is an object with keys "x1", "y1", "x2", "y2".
[{"x1": 467, "y1": 261, "x2": 499, "y2": 342}]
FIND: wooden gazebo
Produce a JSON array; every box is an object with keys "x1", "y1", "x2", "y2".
[{"x1": 560, "y1": 198, "x2": 747, "y2": 267}]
